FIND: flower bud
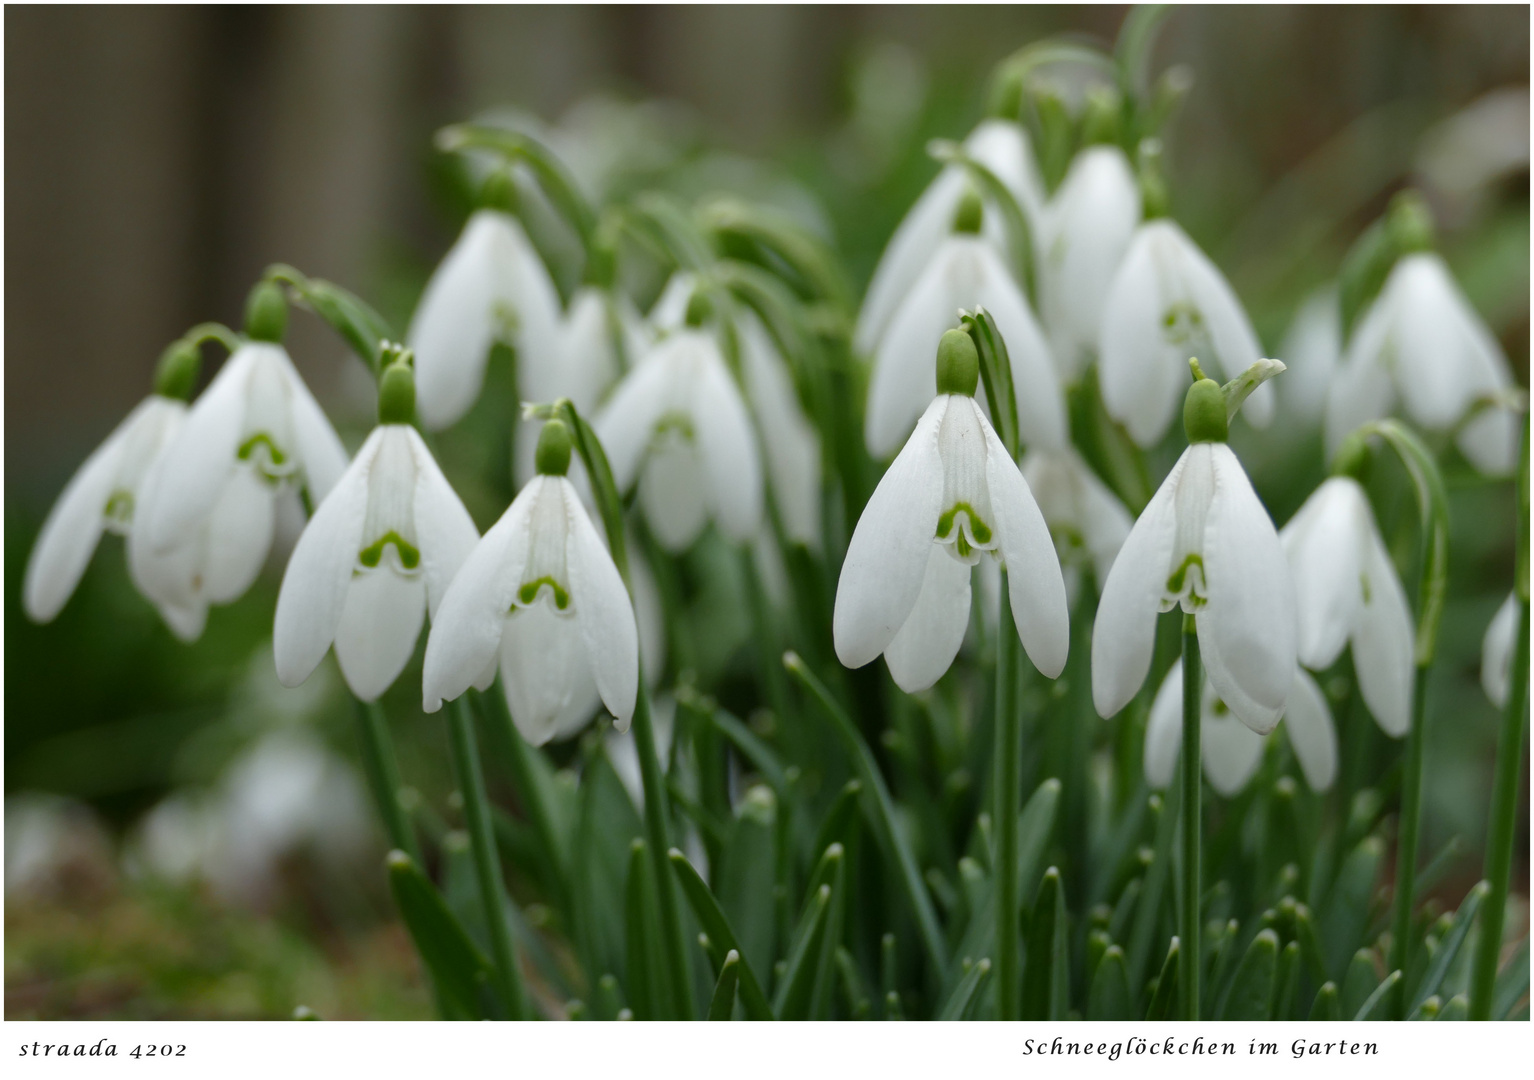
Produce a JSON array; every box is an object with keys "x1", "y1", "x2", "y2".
[
  {"x1": 684, "y1": 288, "x2": 713, "y2": 328},
  {"x1": 1081, "y1": 87, "x2": 1123, "y2": 147},
  {"x1": 153, "y1": 339, "x2": 202, "y2": 401},
  {"x1": 935, "y1": 328, "x2": 979, "y2": 397},
  {"x1": 244, "y1": 282, "x2": 288, "y2": 343},
  {"x1": 480, "y1": 168, "x2": 519, "y2": 214},
  {"x1": 535, "y1": 417, "x2": 573, "y2": 476},
  {"x1": 377, "y1": 360, "x2": 416, "y2": 425},
  {"x1": 1183, "y1": 371, "x2": 1228, "y2": 443},
  {"x1": 952, "y1": 187, "x2": 984, "y2": 235},
  {"x1": 1386, "y1": 189, "x2": 1434, "y2": 255}
]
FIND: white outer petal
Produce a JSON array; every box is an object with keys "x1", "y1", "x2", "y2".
[
  {"x1": 640, "y1": 435, "x2": 708, "y2": 552},
  {"x1": 270, "y1": 347, "x2": 348, "y2": 501},
  {"x1": 834, "y1": 397, "x2": 946, "y2": 668},
  {"x1": 970, "y1": 243, "x2": 1068, "y2": 452},
  {"x1": 1198, "y1": 444, "x2": 1295, "y2": 735},
  {"x1": 1324, "y1": 301, "x2": 1396, "y2": 460},
  {"x1": 1283, "y1": 668, "x2": 1337, "y2": 792},
  {"x1": 694, "y1": 345, "x2": 764, "y2": 543},
  {"x1": 406, "y1": 427, "x2": 480, "y2": 617},
  {"x1": 1280, "y1": 477, "x2": 1365, "y2": 670},
  {"x1": 855, "y1": 166, "x2": 969, "y2": 356},
  {"x1": 1092, "y1": 449, "x2": 1187, "y2": 718},
  {"x1": 1201, "y1": 707, "x2": 1266, "y2": 797},
  {"x1": 882, "y1": 548, "x2": 972, "y2": 693},
  {"x1": 564, "y1": 479, "x2": 639, "y2": 729},
  {"x1": 592, "y1": 344, "x2": 677, "y2": 491},
  {"x1": 1277, "y1": 287, "x2": 1340, "y2": 427},
  {"x1": 1351, "y1": 520, "x2": 1415, "y2": 737},
  {"x1": 1481, "y1": 592, "x2": 1519, "y2": 710},
  {"x1": 740, "y1": 312, "x2": 821, "y2": 546},
  {"x1": 1098, "y1": 225, "x2": 1183, "y2": 447},
  {"x1": 272, "y1": 430, "x2": 375, "y2": 689},
  {"x1": 1175, "y1": 223, "x2": 1265, "y2": 424},
  {"x1": 1144, "y1": 662, "x2": 1183, "y2": 789},
  {"x1": 981, "y1": 410, "x2": 1069, "y2": 677},
  {"x1": 333, "y1": 570, "x2": 428, "y2": 702}
]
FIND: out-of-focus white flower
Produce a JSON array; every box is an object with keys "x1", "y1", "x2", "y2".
[
  {"x1": 594, "y1": 318, "x2": 763, "y2": 552},
  {"x1": 836, "y1": 332, "x2": 1068, "y2": 692},
  {"x1": 1482, "y1": 592, "x2": 1521, "y2": 709},
  {"x1": 738, "y1": 310, "x2": 822, "y2": 547},
  {"x1": 1093, "y1": 380, "x2": 1295, "y2": 733},
  {"x1": 855, "y1": 119, "x2": 1046, "y2": 356},
  {"x1": 1099, "y1": 219, "x2": 1270, "y2": 447},
  {"x1": 5, "y1": 794, "x2": 115, "y2": 901},
  {"x1": 23, "y1": 395, "x2": 186, "y2": 627},
  {"x1": 1020, "y1": 448, "x2": 1134, "y2": 590},
  {"x1": 1280, "y1": 476, "x2": 1413, "y2": 736},
  {"x1": 274, "y1": 385, "x2": 480, "y2": 702},
  {"x1": 133, "y1": 340, "x2": 348, "y2": 637},
  {"x1": 1326, "y1": 252, "x2": 1520, "y2": 475},
  {"x1": 422, "y1": 421, "x2": 638, "y2": 745},
  {"x1": 1415, "y1": 88, "x2": 1530, "y2": 222},
  {"x1": 1277, "y1": 287, "x2": 1341, "y2": 429},
  {"x1": 1038, "y1": 145, "x2": 1142, "y2": 383},
  {"x1": 408, "y1": 207, "x2": 562, "y2": 430},
  {"x1": 1145, "y1": 660, "x2": 1336, "y2": 796},
  {"x1": 865, "y1": 202, "x2": 1066, "y2": 460}
]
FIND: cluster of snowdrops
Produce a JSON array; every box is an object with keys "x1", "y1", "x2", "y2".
[{"x1": 21, "y1": 26, "x2": 1528, "y2": 1023}]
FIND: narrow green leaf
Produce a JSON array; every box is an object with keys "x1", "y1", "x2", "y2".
[
  {"x1": 1220, "y1": 929, "x2": 1279, "y2": 1020},
  {"x1": 1436, "y1": 994, "x2": 1469, "y2": 1020},
  {"x1": 1204, "y1": 918, "x2": 1240, "y2": 1018},
  {"x1": 1309, "y1": 981, "x2": 1342, "y2": 1021},
  {"x1": 960, "y1": 308, "x2": 1021, "y2": 458},
  {"x1": 1109, "y1": 877, "x2": 1141, "y2": 946},
  {"x1": 386, "y1": 851, "x2": 495, "y2": 1020},
  {"x1": 1341, "y1": 949, "x2": 1382, "y2": 1019},
  {"x1": 938, "y1": 958, "x2": 994, "y2": 1020},
  {"x1": 810, "y1": 780, "x2": 863, "y2": 869},
  {"x1": 701, "y1": 198, "x2": 853, "y2": 310},
  {"x1": 595, "y1": 973, "x2": 627, "y2": 1021},
  {"x1": 705, "y1": 703, "x2": 789, "y2": 795},
  {"x1": 1492, "y1": 939, "x2": 1529, "y2": 1020},
  {"x1": 715, "y1": 785, "x2": 778, "y2": 980},
  {"x1": 774, "y1": 885, "x2": 833, "y2": 1019},
  {"x1": 624, "y1": 840, "x2": 664, "y2": 1020},
  {"x1": 1144, "y1": 938, "x2": 1180, "y2": 1021},
  {"x1": 1273, "y1": 940, "x2": 1301, "y2": 1021},
  {"x1": 1292, "y1": 903, "x2": 1330, "y2": 985},
  {"x1": 1353, "y1": 969, "x2": 1403, "y2": 1020},
  {"x1": 1021, "y1": 867, "x2": 1068, "y2": 1020},
  {"x1": 835, "y1": 947, "x2": 872, "y2": 1020},
  {"x1": 263, "y1": 263, "x2": 395, "y2": 374},
  {"x1": 667, "y1": 850, "x2": 775, "y2": 1020},
  {"x1": 1088, "y1": 946, "x2": 1133, "y2": 1020},
  {"x1": 1017, "y1": 778, "x2": 1062, "y2": 903},
  {"x1": 1410, "y1": 881, "x2": 1487, "y2": 1013},
  {"x1": 1407, "y1": 995, "x2": 1440, "y2": 1020},
  {"x1": 707, "y1": 951, "x2": 741, "y2": 1020}
]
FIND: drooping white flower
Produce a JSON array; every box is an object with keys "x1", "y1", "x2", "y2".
[
  {"x1": 738, "y1": 309, "x2": 823, "y2": 547},
  {"x1": 855, "y1": 119, "x2": 1046, "y2": 357},
  {"x1": 273, "y1": 370, "x2": 480, "y2": 702},
  {"x1": 1145, "y1": 660, "x2": 1336, "y2": 796},
  {"x1": 422, "y1": 421, "x2": 639, "y2": 745},
  {"x1": 23, "y1": 394, "x2": 186, "y2": 628},
  {"x1": 865, "y1": 199, "x2": 1066, "y2": 459},
  {"x1": 1277, "y1": 287, "x2": 1341, "y2": 429},
  {"x1": 1482, "y1": 592, "x2": 1520, "y2": 709},
  {"x1": 1099, "y1": 219, "x2": 1271, "y2": 448},
  {"x1": 1325, "y1": 251, "x2": 1519, "y2": 475},
  {"x1": 1093, "y1": 378, "x2": 1295, "y2": 733},
  {"x1": 134, "y1": 338, "x2": 348, "y2": 627},
  {"x1": 835, "y1": 331, "x2": 1068, "y2": 691},
  {"x1": 1279, "y1": 476, "x2": 1413, "y2": 736},
  {"x1": 593, "y1": 311, "x2": 763, "y2": 552},
  {"x1": 1038, "y1": 145, "x2": 1142, "y2": 383},
  {"x1": 1020, "y1": 448, "x2": 1134, "y2": 590},
  {"x1": 408, "y1": 207, "x2": 562, "y2": 430}
]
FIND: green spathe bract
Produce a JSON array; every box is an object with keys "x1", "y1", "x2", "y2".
[{"x1": 244, "y1": 281, "x2": 288, "y2": 342}]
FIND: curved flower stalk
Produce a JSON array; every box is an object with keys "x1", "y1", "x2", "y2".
[
  {"x1": 1099, "y1": 219, "x2": 1271, "y2": 448},
  {"x1": 855, "y1": 118, "x2": 1046, "y2": 357},
  {"x1": 134, "y1": 289, "x2": 348, "y2": 636},
  {"x1": 1279, "y1": 475, "x2": 1413, "y2": 736},
  {"x1": 273, "y1": 363, "x2": 480, "y2": 703},
  {"x1": 1276, "y1": 287, "x2": 1341, "y2": 429},
  {"x1": 1145, "y1": 660, "x2": 1336, "y2": 796},
  {"x1": 1093, "y1": 369, "x2": 1295, "y2": 733},
  {"x1": 835, "y1": 330, "x2": 1068, "y2": 692},
  {"x1": 422, "y1": 420, "x2": 639, "y2": 746},
  {"x1": 1020, "y1": 447, "x2": 1133, "y2": 593},
  {"x1": 1482, "y1": 591, "x2": 1519, "y2": 709},
  {"x1": 408, "y1": 191, "x2": 563, "y2": 431},
  {"x1": 865, "y1": 193, "x2": 1066, "y2": 459},
  {"x1": 593, "y1": 294, "x2": 763, "y2": 553},
  {"x1": 1325, "y1": 251, "x2": 1520, "y2": 475},
  {"x1": 1038, "y1": 145, "x2": 1141, "y2": 383}
]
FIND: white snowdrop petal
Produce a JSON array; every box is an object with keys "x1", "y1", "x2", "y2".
[
  {"x1": 271, "y1": 347, "x2": 348, "y2": 502},
  {"x1": 155, "y1": 595, "x2": 209, "y2": 644},
  {"x1": 1078, "y1": 464, "x2": 1135, "y2": 585},
  {"x1": 1324, "y1": 325, "x2": 1398, "y2": 462},
  {"x1": 1456, "y1": 404, "x2": 1520, "y2": 476},
  {"x1": 1281, "y1": 477, "x2": 1365, "y2": 670},
  {"x1": 740, "y1": 313, "x2": 821, "y2": 546},
  {"x1": 421, "y1": 479, "x2": 537, "y2": 712},
  {"x1": 1481, "y1": 592, "x2": 1519, "y2": 710},
  {"x1": 593, "y1": 347, "x2": 677, "y2": 491},
  {"x1": 970, "y1": 244, "x2": 1069, "y2": 452},
  {"x1": 882, "y1": 547, "x2": 973, "y2": 693},
  {"x1": 835, "y1": 398, "x2": 947, "y2": 668},
  {"x1": 1278, "y1": 288, "x2": 1342, "y2": 426},
  {"x1": 333, "y1": 569, "x2": 428, "y2": 702},
  {"x1": 1198, "y1": 444, "x2": 1295, "y2": 735},
  {"x1": 499, "y1": 604, "x2": 594, "y2": 746},
  {"x1": 695, "y1": 347, "x2": 765, "y2": 543},
  {"x1": 406, "y1": 427, "x2": 480, "y2": 618},
  {"x1": 982, "y1": 415, "x2": 1069, "y2": 678},
  {"x1": 1391, "y1": 255, "x2": 1491, "y2": 428},
  {"x1": 1098, "y1": 228, "x2": 1184, "y2": 448},
  {"x1": 640, "y1": 435, "x2": 709, "y2": 552},
  {"x1": 1179, "y1": 226, "x2": 1264, "y2": 415},
  {"x1": 1350, "y1": 525, "x2": 1415, "y2": 737},
  {"x1": 496, "y1": 215, "x2": 565, "y2": 380},
  {"x1": 967, "y1": 118, "x2": 1048, "y2": 235},
  {"x1": 272, "y1": 433, "x2": 375, "y2": 689},
  {"x1": 1201, "y1": 707, "x2": 1266, "y2": 798},
  {"x1": 565, "y1": 480, "x2": 639, "y2": 728},
  {"x1": 1144, "y1": 661, "x2": 1183, "y2": 789},
  {"x1": 1284, "y1": 668, "x2": 1338, "y2": 792},
  {"x1": 201, "y1": 466, "x2": 277, "y2": 604},
  {"x1": 1092, "y1": 450, "x2": 1186, "y2": 718}
]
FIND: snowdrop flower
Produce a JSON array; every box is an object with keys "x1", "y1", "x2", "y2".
[
  {"x1": 865, "y1": 191, "x2": 1067, "y2": 459},
  {"x1": 22, "y1": 338, "x2": 200, "y2": 628},
  {"x1": 273, "y1": 363, "x2": 480, "y2": 702},
  {"x1": 594, "y1": 291, "x2": 763, "y2": 552},
  {"x1": 1279, "y1": 474, "x2": 1413, "y2": 736},
  {"x1": 1277, "y1": 287, "x2": 1341, "y2": 429},
  {"x1": 1020, "y1": 448, "x2": 1134, "y2": 590},
  {"x1": 1093, "y1": 371, "x2": 1296, "y2": 733},
  {"x1": 133, "y1": 287, "x2": 348, "y2": 634},
  {"x1": 1038, "y1": 145, "x2": 1141, "y2": 383},
  {"x1": 835, "y1": 330, "x2": 1068, "y2": 692},
  {"x1": 1325, "y1": 251, "x2": 1520, "y2": 475},
  {"x1": 422, "y1": 420, "x2": 639, "y2": 746},
  {"x1": 1481, "y1": 592, "x2": 1520, "y2": 709},
  {"x1": 855, "y1": 118, "x2": 1046, "y2": 357},
  {"x1": 1100, "y1": 219, "x2": 1271, "y2": 448},
  {"x1": 408, "y1": 177, "x2": 562, "y2": 430},
  {"x1": 1145, "y1": 660, "x2": 1336, "y2": 796}
]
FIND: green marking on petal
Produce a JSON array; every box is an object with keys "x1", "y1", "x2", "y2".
[
  {"x1": 1360, "y1": 572, "x2": 1372, "y2": 605},
  {"x1": 1160, "y1": 302, "x2": 1205, "y2": 345},
  {"x1": 103, "y1": 490, "x2": 134, "y2": 525},
  {"x1": 653, "y1": 411, "x2": 696, "y2": 441},
  {"x1": 1166, "y1": 552, "x2": 1206, "y2": 600},
  {"x1": 936, "y1": 502, "x2": 993, "y2": 545},
  {"x1": 238, "y1": 432, "x2": 288, "y2": 466},
  {"x1": 359, "y1": 530, "x2": 421, "y2": 570},
  {"x1": 517, "y1": 576, "x2": 571, "y2": 611}
]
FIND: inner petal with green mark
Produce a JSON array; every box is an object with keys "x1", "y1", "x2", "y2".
[
  {"x1": 238, "y1": 432, "x2": 298, "y2": 485},
  {"x1": 358, "y1": 530, "x2": 421, "y2": 574},
  {"x1": 935, "y1": 502, "x2": 995, "y2": 566},
  {"x1": 103, "y1": 490, "x2": 135, "y2": 535},
  {"x1": 514, "y1": 478, "x2": 575, "y2": 616},
  {"x1": 1161, "y1": 551, "x2": 1207, "y2": 612},
  {"x1": 1160, "y1": 301, "x2": 1205, "y2": 347}
]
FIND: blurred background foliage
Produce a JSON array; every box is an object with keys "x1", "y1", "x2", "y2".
[{"x1": 5, "y1": 4, "x2": 1528, "y2": 1018}]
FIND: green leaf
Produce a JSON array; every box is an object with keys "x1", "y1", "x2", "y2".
[
  {"x1": 667, "y1": 850, "x2": 775, "y2": 1020},
  {"x1": 624, "y1": 840, "x2": 665, "y2": 1020},
  {"x1": 1436, "y1": 994, "x2": 1469, "y2": 1020},
  {"x1": 1087, "y1": 946, "x2": 1133, "y2": 1020},
  {"x1": 1410, "y1": 881, "x2": 1487, "y2": 1013},
  {"x1": 835, "y1": 948, "x2": 872, "y2": 1020},
  {"x1": 810, "y1": 780, "x2": 863, "y2": 869},
  {"x1": 1309, "y1": 981, "x2": 1342, "y2": 1021},
  {"x1": 1325, "y1": 837, "x2": 1384, "y2": 978},
  {"x1": 1016, "y1": 778, "x2": 1062, "y2": 903},
  {"x1": 386, "y1": 851, "x2": 496, "y2": 1020},
  {"x1": 1407, "y1": 995, "x2": 1440, "y2": 1020},
  {"x1": 264, "y1": 264, "x2": 395, "y2": 375},
  {"x1": 569, "y1": 743, "x2": 643, "y2": 986},
  {"x1": 1220, "y1": 929, "x2": 1279, "y2": 1020},
  {"x1": 1273, "y1": 940, "x2": 1301, "y2": 1021},
  {"x1": 1353, "y1": 969, "x2": 1403, "y2": 1020},
  {"x1": 704, "y1": 704, "x2": 789, "y2": 795},
  {"x1": 715, "y1": 785, "x2": 779, "y2": 981},
  {"x1": 707, "y1": 951, "x2": 741, "y2": 1020},
  {"x1": 960, "y1": 308, "x2": 1021, "y2": 459},
  {"x1": 774, "y1": 884, "x2": 833, "y2": 1019},
  {"x1": 701, "y1": 198, "x2": 853, "y2": 311},
  {"x1": 938, "y1": 958, "x2": 994, "y2": 1020},
  {"x1": 929, "y1": 142, "x2": 1038, "y2": 305},
  {"x1": 1021, "y1": 867, "x2": 1069, "y2": 1020},
  {"x1": 1492, "y1": 939, "x2": 1529, "y2": 1020},
  {"x1": 1341, "y1": 949, "x2": 1382, "y2": 1019},
  {"x1": 1144, "y1": 938, "x2": 1180, "y2": 1021}
]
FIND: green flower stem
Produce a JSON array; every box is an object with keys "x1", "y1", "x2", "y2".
[
  {"x1": 631, "y1": 675, "x2": 698, "y2": 1020},
  {"x1": 1389, "y1": 663, "x2": 1431, "y2": 1014},
  {"x1": 1469, "y1": 597, "x2": 1530, "y2": 1019},
  {"x1": 352, "y1": 699, "x2": 420, "y2": 864},
  {"x1": 1180, "y1": 613, "x2": 1202, "y2": 1021},
  {"x1": 994, "y1": 569, "x2": 1022, "y2": 1020},
  {"x1": 447, "y1": 697, "x2": 529, "y2": 1020}
]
